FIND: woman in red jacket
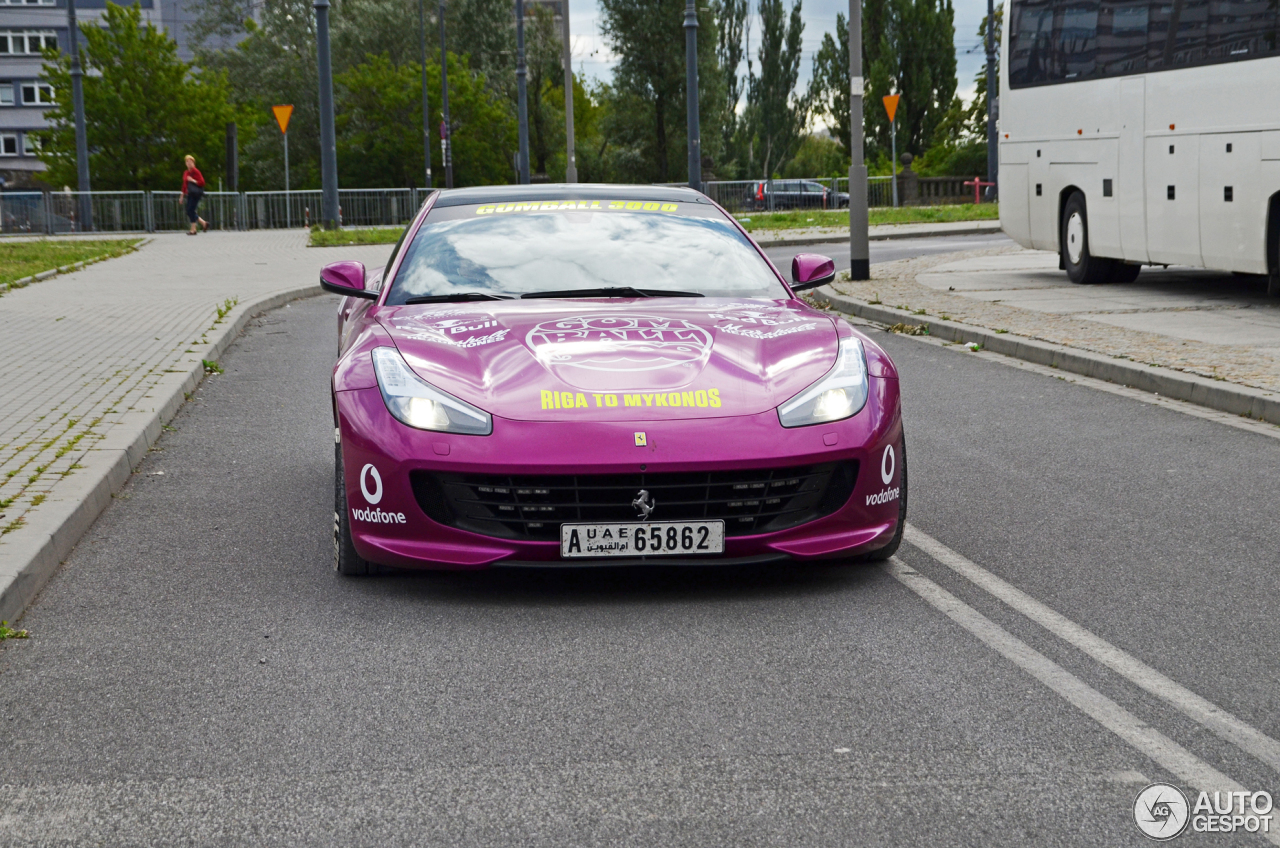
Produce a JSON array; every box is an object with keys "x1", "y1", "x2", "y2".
[{"x1": 181, "y1": 154, "x2": 208, "y2": 235}]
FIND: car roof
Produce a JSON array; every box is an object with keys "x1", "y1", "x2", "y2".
[{"x1": 430, "y1": 183, "x2": 713, "y2": 208}]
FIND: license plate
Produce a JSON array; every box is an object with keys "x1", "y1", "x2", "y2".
[{"x1": 560, "y1": 520, "x2": 725, "y2": 558}]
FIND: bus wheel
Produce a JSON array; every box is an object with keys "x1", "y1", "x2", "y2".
[
  {"x1": 1109, "y1": 262, "x2": 1142, "y2": 283},
  {"x1": 1060, "y1": 191, "x2": 1113, "y2": 284}
]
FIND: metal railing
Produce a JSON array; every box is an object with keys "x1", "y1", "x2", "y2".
[{"x1": 0, "y1": 180, "x2": 988, "y2": 235}]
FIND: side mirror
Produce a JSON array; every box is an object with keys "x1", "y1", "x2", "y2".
[
  {"x1": 320, "y1": 260, "x2": 376, "y2": 300},
  {"x1": 791, "y1": 253, "x2": 837, "y2": 292}
]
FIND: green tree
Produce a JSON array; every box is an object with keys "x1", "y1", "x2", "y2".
[
  {"x1": 598, "y1": 0, "x2": 725, "y2": 183},
  {"x1": 39, "y1": 2, "x2": 236, "y2": 190},
  {"x1": 808, "y1": 0, "x2": 957, "y2": 165},
  {"x1": 781, "y1": 134, "x2": 847, "y2": 177},
  {"x1": 713, "y1": 0, "x2": 749, "y2": 176},
  {"x1": 745, "y1": 0, "x2": 807, "y2": 179},
  {"x1": 336, "y1": 52, "x2": 515, "y2": 188}
]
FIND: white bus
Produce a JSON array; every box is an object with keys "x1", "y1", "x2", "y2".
[{"x1": 997, "y1": 0, "x2": 1280, "y2": 294}]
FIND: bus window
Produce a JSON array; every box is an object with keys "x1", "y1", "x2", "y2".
[
  {"x1": 1010, "y1": 0, "x2": 1056, "y2": 85},
  {"x1": 1206, "y1": 0, "x2": 1279, "y2": 61},
  {"x1": 1097, "y1": 0, "x2": 1148, "y2": 74},
  {"x1": 1058, "y1": 1, "x2": 1101, "y2": 79},
  {"x1": 1149, "y1": 0, "x2": 1209, "y2": 69}
]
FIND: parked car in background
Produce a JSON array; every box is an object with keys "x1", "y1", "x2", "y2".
[{"x1": 747, "y1": 180, "x2": 848, "y2": 212}]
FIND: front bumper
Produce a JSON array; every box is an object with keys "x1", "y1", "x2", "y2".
[{"x1": 335, "y1": 380, "x2": 903, "y2": 569}]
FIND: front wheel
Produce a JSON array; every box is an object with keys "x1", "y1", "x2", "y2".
[
  {"x1": 334, "y1": 442, "x2": 380, "y2": 576},
  {"x1": 1061, "y1": 191, "x2": 1115, "y2": 285},
  {"x1": 858, "y1": 436, "x2": 907, "y2": 563}
]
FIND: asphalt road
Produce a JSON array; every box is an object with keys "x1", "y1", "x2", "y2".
[{"x1": 2, "y1": 243, "x2": 1278, "y2": 846}]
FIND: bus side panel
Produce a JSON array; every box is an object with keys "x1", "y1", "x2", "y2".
[
  {"x1": 1118, "y1": 77, "x2": 1148, "y2": 264},
  {"x1": 1028, "y1": 143, "x2": 1055, "y2": 252},
  {"x1": 1086, "y1": 138, "x2": 1122, "y2": 259},
  {"x1": 999, "y1": 143, "x2": 1032, "y2": 247},
  {"x1": 1146, "y1": 134, "x2": 1202, "y2": 267},
  {"x1": 1200, "y1": 133, "x2": 1267, "y2": 275}
]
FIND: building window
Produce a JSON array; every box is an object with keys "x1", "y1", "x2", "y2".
[
  {"x1": 0, "y1": 83, "x2": 13, "y2": 106},
  {"x1": 0, "y1": 0, "x2": 57, "y2": 5},
  {"x1": 21, "y1": 83, "x2": 54, "y2": 105},
  {"x1": 0, "y1": 31, "x2": 59, "y2": 54},
  {"x1": 0, "y1": 134, "x2": 17, "y2": 156},
  {"x1": 21, "y1": 133, "x2": 40, "y2": 155}
]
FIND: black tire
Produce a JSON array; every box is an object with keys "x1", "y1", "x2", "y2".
[
  {"x1": 1269, "y1": 271, "x2": 1280, "y2": 299},
  {"x1": 1109, "y1": 262, "x2": 1142, "y2": 283},
  {"x1": 1060, "y1": 191, "x2": 1115, "y2": 285},
  {"x1": 334, "y1": 443, "x2": 378, "y2": 576},
  {"x1": 858, "y1": 435, "x2": 907, "y2": 563}
]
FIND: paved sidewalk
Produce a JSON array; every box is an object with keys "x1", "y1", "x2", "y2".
[
  {"x1": 0, "y1": 230, "x2": 389, "y2": 620},
  {"x1": 820, "y1": 245, "x2": 1280, "y2": 423}
]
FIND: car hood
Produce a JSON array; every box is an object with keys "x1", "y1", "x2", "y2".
[{"x1": 376, "y1": 298, "x2": 841, "y2": 422}]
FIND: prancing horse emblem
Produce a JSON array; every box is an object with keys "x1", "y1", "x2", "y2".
[{"x1": 631, "y1": 490, "x2": 656, "y2": 520}]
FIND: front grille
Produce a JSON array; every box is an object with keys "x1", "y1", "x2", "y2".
[{"x1": 410, "y1": 462, "x2": 857, "y2": 541}]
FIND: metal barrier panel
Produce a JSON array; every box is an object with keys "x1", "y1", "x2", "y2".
[
  {"x1": 337, "y1": 189, "x2": 417, "y2": 228},
  {"x1": 44, "y1": 191, "x2": 149, "y2": 233},
  {"x1": 243, "y1": 191, "x2": 322, "y2": 229},
  {"x1": 0, "y1": 192, "x2": 48, "y2": 234},
  {"x1": 151, "y1": 191, "x2": 245, "y2": 231}
]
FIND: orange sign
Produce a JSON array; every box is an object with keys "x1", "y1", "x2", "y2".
[
  {"x1": 272, "y1": 104, "x2": 294, "y2": 134},
  {"x1": 882, "y1": 94, "x2": 900, "y2": 123}
]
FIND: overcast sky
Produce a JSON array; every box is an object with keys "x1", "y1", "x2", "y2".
[{"x1": 565, "y1": 0, "x2": 994, "y2": 128}]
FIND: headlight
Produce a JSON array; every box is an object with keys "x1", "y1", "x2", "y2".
[
  {"x1": 777, "y1": 337, "x2": 869, "y2": 428},
  {"x1": 371, "y1": 347, "x2": 492, "y2": 435}
]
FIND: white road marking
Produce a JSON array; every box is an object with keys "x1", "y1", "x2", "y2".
[
  {"x1": 881, "y1": 557, "x2": 1280, "y2": 846},
  {"x1": 904, "y1": 523, "x2": 1280, "y2": 776}
]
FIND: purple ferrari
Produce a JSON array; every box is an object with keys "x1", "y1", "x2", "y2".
[{"x1": 325, "y1": 185, "x2": 905, "y2": 574}]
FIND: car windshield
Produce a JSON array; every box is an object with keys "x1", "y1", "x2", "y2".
[{"x1": 384, "y1": 199, "x2": 789, "y2": 304}]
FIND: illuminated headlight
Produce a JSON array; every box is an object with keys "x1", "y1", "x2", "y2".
[
  {"x1": 777, "y1": 337, "x2": 869, "y2": 428},
  {"x1": 371, "y1": 347, "x2": 492, "y2": 435}
]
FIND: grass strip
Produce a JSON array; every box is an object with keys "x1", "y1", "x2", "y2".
[
  {"x1": 0, "y1": 239, "x2": 141, "y2": 288},
  {"x1": 310, "y1": 227, "x2": 404, "y2": 247},
  {"x1": 736, "y1": 204, "x2": 999, "y2": 232},
  {"x1": 305, "y1": 202, "x2": 998, "y2": 244}
]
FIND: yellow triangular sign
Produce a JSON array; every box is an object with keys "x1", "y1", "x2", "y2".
[
  {"x1": 272, "y1": 104, "x2": 294, "y2": 134},
  {"x1": 882, "y1": 94, "x2": 900, "y2": 123}
]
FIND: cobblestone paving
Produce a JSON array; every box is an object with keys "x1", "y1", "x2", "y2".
[
  {"x1": 831, "y1": 246, "x2": 1280, "y2": 393},
  {"x1": 0, "y1": 231, "x2": 388, "y2": 547}
]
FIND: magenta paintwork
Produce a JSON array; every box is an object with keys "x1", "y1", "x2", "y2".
[
  {"x1": 320, "y1": 260, "x2": 368, "y2": 293},
  {"x1": 328, "y1": 188, "x2": 904, "y2": 570},
  {"x1": 790, "y1": 253, "x2": 837, "y2": 287}
]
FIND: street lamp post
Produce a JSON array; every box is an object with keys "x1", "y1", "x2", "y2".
[
  {"x1": 683, "y1": 0, "x2": 700, "y2": 192},
  {"x1": 418, "y1": 0, "x2": 432, "y2": 189},
  {"x1": 439, "y1": 0, "x2": 453, "y2": 189},
  {"x1": 847, "y1": 0, "x2": 869, "y2": 280},
  {"x1": 314, "y1": 0, "x2": 340, "y2": 228},
  {"x1": 562, "y1": 0, "x2": 576, "y2": 183},
  {"x1": 985, "y1": 0, "x2": 998, "y2": 199},
  {"x1": 515, "y1": 0, "x2": 530, "y2": 184},
  {"x1": 67, "y1": 0, "x2": 92, "y2": 231}
]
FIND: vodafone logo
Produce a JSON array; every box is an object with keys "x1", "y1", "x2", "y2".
[
  {"x1": 359, "y1": 463, "x2": 383, "y2": 505},
  {"x1": 880, "y1": 445, "x2": 896, "y2": 485}
]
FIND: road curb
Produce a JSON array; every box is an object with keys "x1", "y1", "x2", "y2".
[
  {"x1": 813, "y1": 285, "x2": 1280, "y2": 427},
  {"x1": 0, "y1": 283, "x2": 323, "y2": 624},
  {"x1": 753, "y1": 221, "x2": 1003, "y2": 248}
]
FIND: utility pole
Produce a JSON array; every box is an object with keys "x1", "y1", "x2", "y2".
[
  {"x1": 683, "y1": 0, "x2": 701, "y2": 192},
  {"x1": 562, "y1": 0, "x2": 576, "y2": 183},
  {"x1": 314, "y1": 0, "x2": 340, "y2": 228},
  {"x1": 419, "y1": 0, "x2": 432, "y2": 189},
  {"x1": 439, "y1": 0, "x2": 453, "y2": 189},
  {"x1": 847, "y1": 0, "x2": 869, "y2": 280},
  {"x1": 515, "y1": 0, "x2": 530, "y2": 184},
  {"x1": 985, "y1": 0, "x2": 998, "y2": 199},
  {"x1": 68, "y1": 0, "x2": 92, "y2": 231}
]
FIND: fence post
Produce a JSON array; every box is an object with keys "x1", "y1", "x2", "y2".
[{"x1": 145, "y1": 192, "x2": 154, "y2": 233}]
